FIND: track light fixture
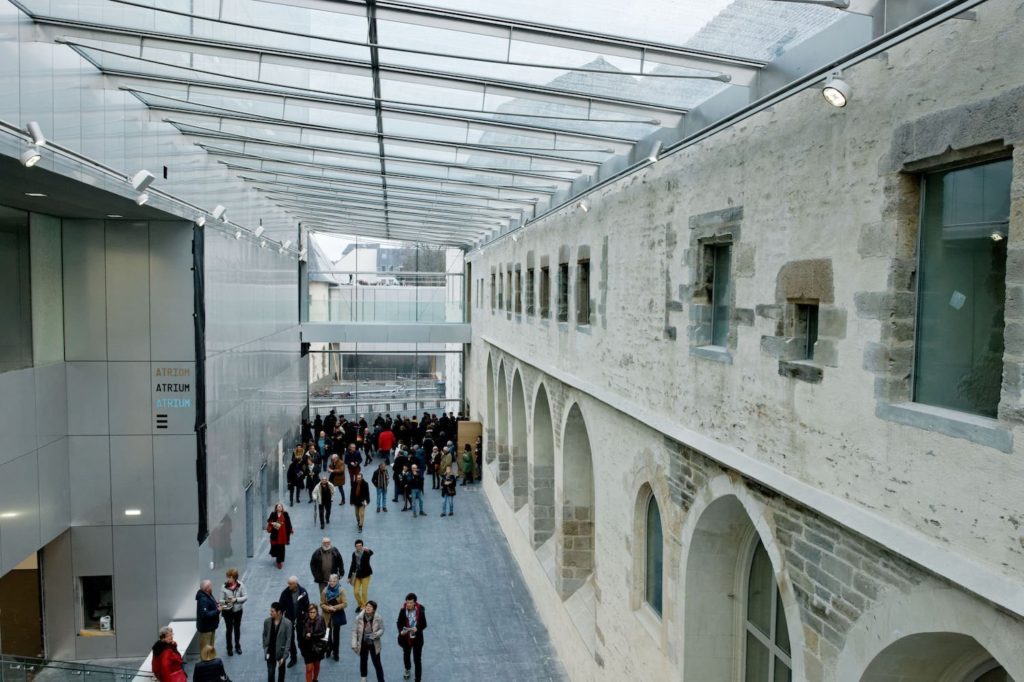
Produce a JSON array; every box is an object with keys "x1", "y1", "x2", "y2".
[
  {"x1": 648, "y1": 140, "x2": 663, "y2": 164},
  {"x1": 822, "y1": 70, "x2": 851, "y2": 108},
  {"x1": 577, "y1": 199, "x2": 591, "y2": 213},
  {"x1": 196, "y1": 216, "x2": 207, "y2": 227},
  {"x1": 26, "y1": 121, "x2": 46, "y2": 147},
  {"x1": 234, "y1": 229, "x2": 242, "y2": 239},
  {"x1": 131, "y1": 169, "x2": 155, "y2": 192},
  {"x1": 254, "y1": 225, "x2": 265, "y2": 237},
  {"x1": 212, "y1": 205, "x2": 227, "y2": 221},
  {"x1": 20, "y1": 146, "x2": 41, "y2": 168},
  {"x1": 991, "y1": 230, "x2": 1006, "y2": 242},
  {"x1": 259, "y1": 239, "x2": 267, "y2": 249},
  {"x1": 281, "y1": 240, "x2": 292, "y2": 250},
  {"x1": 298, "y1": 248, "x2": 308, "y2": 261},
  {"x1": 135, "y1": 192, "x2": 150, "y2": 206}
]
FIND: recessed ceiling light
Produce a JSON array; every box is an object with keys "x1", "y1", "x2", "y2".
[
  {"x1": 24, "y1": 192, "x2": 46, "y2": 197},
  {"x1": 0, "y1": 511, "x2": 19, "y2": 518},
  {"x1": 107, "y1": 214, "x2": 123, "y2": 218},
  {"x1": 124, "y1": 509, "x2": 142, "y2": 516}
]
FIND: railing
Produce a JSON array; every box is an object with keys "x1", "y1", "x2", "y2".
[
  {"x1": 307, "y1": 271, "x2": 465, "y2": 323},
  {"x1": 0, "y1": 654, "x2": 155, "y2": 681}
]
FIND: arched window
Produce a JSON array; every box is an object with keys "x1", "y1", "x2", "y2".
[
  {"x1": 644, "y1": 495, "x2": 663, "y2": 616},
  {"x1": 744, "y1": 539, "x2": 791, "y2": 682}
]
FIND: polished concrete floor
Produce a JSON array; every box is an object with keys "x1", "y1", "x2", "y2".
[{"x1": 189, "y1": 475, "x2": 567, "y2": 681}]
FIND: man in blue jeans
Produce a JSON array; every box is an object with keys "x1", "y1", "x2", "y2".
[
  {"x1": 440, "y1": 470, "x2": 456, "y2": 517},
  {"x1": 410, "y1": 464, "x2": 426, "y2": 517},
  {"x1": 371, "y1": 462, "x2": 389, "y2": 513}
]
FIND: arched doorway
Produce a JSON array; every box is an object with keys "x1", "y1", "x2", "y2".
[
  {"x1": 862, "y1": 634, "x2": 1014, "y2": 682},
  {"x1": 557, "y1": 402, "x2": 594, "y2": 598},
  {"x1": 511, "y1": 370, "x2": 528, "y2": 510},
  {"x1": 531, "y1": 383, "x2": 555, "y2": 548}
]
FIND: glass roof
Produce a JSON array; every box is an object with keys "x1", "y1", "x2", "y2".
[{"x1": 14, "y1": 0, "x2": 853, "y2": 246}]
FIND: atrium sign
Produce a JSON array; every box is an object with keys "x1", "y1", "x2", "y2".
[{"x1": 152, "y1": 362, "x2": 196, "y2": 434}]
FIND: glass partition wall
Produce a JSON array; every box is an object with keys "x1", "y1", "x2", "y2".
[
  {"x1": 306, "y1": 233, "x2": 466, "y2": 323},
  {"x1": 309, "y1": 343, "x2": 464, "y2": 419}
]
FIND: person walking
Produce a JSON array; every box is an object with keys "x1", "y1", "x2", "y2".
[
  {"x1": 377, "y1": 424, "x2": 395, "y2": 462},
  {"x1": 347, "y1": 539, "x2": 374, "y2": 614},
  {"x1": 312, "y1": 476, "x2": 336, "y2": 530},
  {"x1": 396, "y1": 593, "x2": 427, "y2": 682},
  {"x1": 309, "y1": 538, "x2": 344, "y2": 599},
  {"x1": 350, "y1": 472, "x2": 370, "y2": 533},
  {"x1": 440, "y1": 446, "x2": 453, "y2": 482},
  {"x1": 440, "y1": 469, "x2": 457, "y2": 517},
  {"x1": 400, "y1": 465, "x2": 414, "y2": 512},
  {"x1": 193, "y1": 645, "x2": 229, "y2": 682},
  {"x1": 299, "y1": 603, "x2": 327, "y2": 682},
  {"x1": 460, "y1": 443, "x2": 474, "y2": 485},
  {"x1": 263, "y1": 602, "x2": 293, "y2": 682},
  {"x1": 267, "y1": 503, "x2": 294, "y2": 569},
  {"x1": 327, "y1": 454, "x2": 346, "y2": 505},
  {"x1": 409, "y1": 464, "x2": 426, "y2": 518},
  {"x1": 151, "y1": 627, "x2": 187, "y2": 682},
  {"x1": 371, "y1": 462, "x2": 389, "y2": 513},
  {"x1": 220, "y1": 568, "x2": 247, "y2": 656},
  {"x1": 303, "y1": 450, "x2": 318, "y2": 504},
  {"x1": 279, "y1": 577, "x2": 310, "y2": 667},
  {"x1": 391, "y1": 449, "x2": 408, "y2": 505},
  {"x1": 287, "y1": 457, "x2": 305, "y2": 507},
  {"x1": 351, "y1": 600, "x2": 385, "y2": 682},
  {"x1": 320, "y1": 574, "x2": 348, "y2": 662},
  {"x1": 429, "y1": 447, "x2": 441, "y2": 490},
  {"x1": 195, "y1": 580, "x2": 222, "y2": 653},
  {"x1": 474, "y1": 436, "x2": 483, "y2": 482}
]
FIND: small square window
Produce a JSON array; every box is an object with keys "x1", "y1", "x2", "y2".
[{"x1": 80, "y1": 575, "x2": 114, "y2": 632}]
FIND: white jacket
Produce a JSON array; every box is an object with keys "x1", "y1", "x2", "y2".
[{"x1": 312, "y1": 480, "x2": 337, "y2": 504}]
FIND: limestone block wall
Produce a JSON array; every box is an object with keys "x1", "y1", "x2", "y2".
[{"x1": 464, "y1": 0, "x2": 1024, "y2": 679}]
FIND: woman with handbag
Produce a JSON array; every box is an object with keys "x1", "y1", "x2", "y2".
[
  {"x1": 299, "y1": 603, "x2": 327, "y2": 682},
  {"x1": 267, "y1": 503, "x2": 293, "y2": 569},
  {"x1": 320, "y1": 573, "x2": 348, "y2": 662}
]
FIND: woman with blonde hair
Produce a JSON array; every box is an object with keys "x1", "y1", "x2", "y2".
[
  {"x1": 192, "y1": 644, "x2": 229, "y2": 682},
  {"x1": 220, "y1": 567, "x2": 247, "y2": 655},
  {"x1": 320, "y1": 573, "x2": 348, "y2": 662}
]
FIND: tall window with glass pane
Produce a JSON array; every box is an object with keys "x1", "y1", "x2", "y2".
[
  {"x1": 914, "y1": 160, "x2": 1011, "y2": 417},
  {"x1": 644, "y1": 496, "x2": 663, "y2": 616},
  {"x1": 710, "y1": 243, "x2": 732, "y2": 346},
  {"x1": 745, "y1": 540, "x2": 791, "y2": 682}
]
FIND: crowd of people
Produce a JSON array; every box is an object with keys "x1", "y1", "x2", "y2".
[{"x1": 152, "y1": 410, "x2": 483, "y2": 682}]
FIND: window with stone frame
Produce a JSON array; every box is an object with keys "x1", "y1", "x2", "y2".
[
  {"x1": 743, "y1": 539, "x2": 791, "y2": 682},
  {"x1": 506, "y1": 268, "x2": 513, "y2": 312},
  {"x1": 702, "y1": 240, "x2": 733, "y2": 347},
  {"x1": 490, "y1": 272, "x2": 496, "y2": 311},
  {"x1": 644, "y1": 494, "x2": 663, "y2": 616},
  {"x1": 540, "y1": 262, "x2": 551, "y2": 319},
  {"x1": 913, "y1": 158, "x2": 1012, "y2": 418},
  {"x1": 526, "y1": 267, "x2": 535, "y2": 316},
  {"x1": 557, "y1": 261, "x2": 570, "y2": 322},
  {"x1": 577, "y1": 258, "x2": 591, "y2": 325},
  {"x1": 514, "y1": 265, "x2": 522, "y2": 314}
]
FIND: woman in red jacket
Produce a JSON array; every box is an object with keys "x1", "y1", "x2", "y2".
[
  {"x1": 267, "y1": 502, "x2": 294, "y2": 569},
  {"x1": 151, "y1": 626, "x2": 187, "y2": 682}
]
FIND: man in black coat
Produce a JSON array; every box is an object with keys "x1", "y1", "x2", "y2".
[
  {"x1": 278, "y1": 576, "x2": 309, "y2": 666},
  {"x1": 309, "y1": 538, "x2": 345, "y2": 598},
  {"x1": 391, "y1": 450, "x2": 408, "y2": 504}
]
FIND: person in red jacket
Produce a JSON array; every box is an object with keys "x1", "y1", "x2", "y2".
[
  {"x1": 151, "y1": 626, "x2": 187, "y2": 682},
  {"x1": 377, "y1": 427, "x2": 395, "y2": 462},
  {"x1": 267, "y1": 503, "x2": 294, "y2": 569}
]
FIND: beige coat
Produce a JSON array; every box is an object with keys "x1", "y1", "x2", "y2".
[{"x1": 351, "y1": 611, "x2": 384, "y2": 655}]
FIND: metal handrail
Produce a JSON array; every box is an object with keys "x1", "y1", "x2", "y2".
[{"x1": 0, "y1": 653, "x2": 156, "y2": 679}]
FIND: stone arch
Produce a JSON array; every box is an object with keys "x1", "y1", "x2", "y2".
[
  {"x1": 510, "y1": 370, "x2": 528, "y2": 510},
  {"x1": 530, "y1": 382, "x2": 555, "y2": 548},
  {"x1": 678, "y1": 475, "x2": 806, "y2": 681},
  {"x1": 633, "y1": 483, "x2": 665, "y2": 618},
  {"x1": 495, "y1": 361, "x2": 509, "y2": 484},
  {"x1": 556, "y1": 402, "x2": 594, "y2": 598},
  {"x1": 835, "y1": 582, "x2": 1024, "y2": 682},
  {"x1": 485, "y1": 354, "x2": 495, "y2": 464}
]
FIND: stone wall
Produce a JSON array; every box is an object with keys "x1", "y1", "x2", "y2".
[{"x1": 467, "y1": 0, "x2": 1024, "y2": 679}]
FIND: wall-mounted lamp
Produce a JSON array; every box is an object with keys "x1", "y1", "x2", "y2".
[
  {"x1": 20, "y1": 146, "x2": 41, "y2": 168},
  {"x1": 27, "y1": 121, "x2": 46, "y2": 147},
  {"x1": 577, "y1": 199, "x2": 591, "y2": 213},
  {"x1": 131, "y1": 169, "x2": 155, "y2": 192},
  {"x1": 234, "y1": 229, "x2": 242, "y2": 239},
  {"x1": 298, "y1": 248, "x2": 308, "y2": 261},
  {"x1": 196, "y1": 216, "x2": 207, "y2": 227},
  {"x1": 822, "y1": 70, "x2": 851, "y2": 108},
  {"x1": 991, "y1": 230, "x2": 1007, "y2": 242},
  {"x1": 282, "y1": 240, "x2": 292, "y2": 250},
  {"x1": 135, "y1": 192, "x2": 150, "y2": 206},
  {"x1": 212, "y1": 205, "x2": 227, "y2": 221},
  {"x1": 648, "y1": 140, "x2": 663, "y2": 164},
  {"x1": 259, "y1": 239, "x2": 267, "y2": 249}
]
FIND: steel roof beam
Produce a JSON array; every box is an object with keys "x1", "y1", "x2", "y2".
[
  {"x1": 247, "y1": 183, "x2": 521, "y2": 218},
  {"x1": 268, "y1": 197, "x2": 503, "y2": 229},
  {"x1": 256, "y1": 188, "x2": 517, "y2": 222}
]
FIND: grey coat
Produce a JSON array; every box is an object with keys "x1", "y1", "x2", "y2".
[
  {"x1": 263, "y1": 616, "x2": 293, "y2": 662},
  {"x1": 351, "y1": 611, "x2": 384, "y2": 655},
  {"x1": 219, "y1": 580, "x2": 247, "y2": 613}
]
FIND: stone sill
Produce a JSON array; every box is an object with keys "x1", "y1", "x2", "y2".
[
  {"x1": 778, "y1": 359, "x2": 823, "y2": 384},
  {"x1": 634, "y1": 602, "x2": 663, "y2": 646},
  {"x1": 690, "y1": 345, "x2": 733, "y2": 364},
  {"x1": 576, "y1": 323, "x2": 592, "y2": 335},
  {"x1": 876, "y1": 402, "x2": 1013, "y2": 453}
]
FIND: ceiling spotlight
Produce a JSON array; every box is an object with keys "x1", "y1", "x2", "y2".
[
  {"x1": 196, "y1": 215, "x2": 206, "y2": 227},
  {"x1": 254, "y1": 225, "x2": 265, "y2": 237},
  {"x1": 20, "y1": 146, "x2": 41, "y2": 168},
  {"x1": 26, "y1": 121, "x2": 46, "y2": 147},
  {"x1": 282, "y1": 240, "x2": 292, "y2": 250},
  {"x1": 135, "y1": 192, "x2": 150, "y2": 206},
  {"x1": 991, "y1": 230, "x2": 1006, "y2": 242},
  {"x1": 212, "y1": 205, "x2": 227, "y2": 221},
  {"x1": 511, "y1": 234, "x2": 519, "y2": 243},
  {"x1": 259, "y1": 239, "x2": 267, "y2": 249},
  {"x1": 648, "y1": 140, "x2": 663, "y2": 163},
  {"x1": 577, "y1": 199, "x2": 591, "y2": 213},
  {"x1": 131, "y1": 169, "x2": 155, "y2": 192},
  {"x1": 822, "y1": 70, "x2": 851, "y2": 108},
  {"x1": 279, "y1": 243, "x2": 287, "y2": 254},
  {"x1": 298, "y1": 248, "x2": 308, "y2": 261}
]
